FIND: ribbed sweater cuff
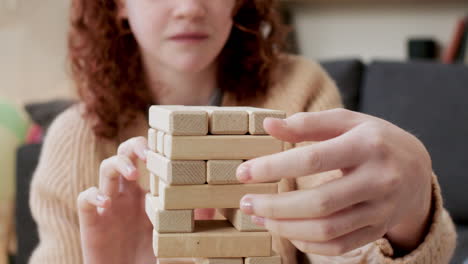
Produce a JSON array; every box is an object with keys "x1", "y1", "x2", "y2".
[{"x1": 375, "y1": 173, "x2": 457, "y2": 264}]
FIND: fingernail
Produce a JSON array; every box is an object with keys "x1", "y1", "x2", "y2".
[
  {"x1": 237, "y1": 163, "x2": 251, "y2": 182},
  {"x1": 137, "y1": 148, "x2": 148, "y2": 160},
  {"x1": 97, "y1": 207, "x2": 105, "y2": 215},
  {"x1": 96, "y1": 194, "x2": 109, "y2": 205},
  {"x1": 251, "y1": 216, "x2": 265, "y2": 226},
  {"x1": 126, "y1": 164, "x2": 136, "y2": 176},
  {"x1": 240, "y1": 196, "x2": 254, "y2": 215}
]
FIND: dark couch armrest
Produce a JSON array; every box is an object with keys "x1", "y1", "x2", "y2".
[{"x1": 15, "y1": 143, "x2": 42, "y2": 264}]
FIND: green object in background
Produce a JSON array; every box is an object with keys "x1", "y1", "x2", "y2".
[
  {"x1": 0, "y1": 100, "x2": 29, "y2": 141},
  {"x1": 0, "y1": 99, "x2": 30, "y2": 201}
]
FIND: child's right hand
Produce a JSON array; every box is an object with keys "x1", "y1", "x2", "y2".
[{"x1": 77, "y1": 137, "x2": 156, "y2": 264}]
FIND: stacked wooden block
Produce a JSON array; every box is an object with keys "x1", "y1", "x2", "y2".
[{"x1": 146, "y1": 105, "x2": 286, "y2": 264}]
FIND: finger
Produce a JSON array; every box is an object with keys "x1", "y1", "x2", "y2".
[
  {"x1": 117, "y1": 136, "x2": 149, "y2": 162},
  {"x1": 99, "y1": 155, "x2": 138, "y2": 197},
  {"x1": 240, "y1": 168, "x2": 378, "y2": 219},
  {"x1": 263, "y1": 109, "x2": 363, "y2": 143},
  {"x1": 194, "y1": 208, "x2": 216, "y2": 220},
  {"x1": 77, "y1": 187, "x2": 111, "y2": 225},
  {"x1": 237, "y1": 128, "x2": 367, "y2": 183},
  {"x1": 291, "y1": 224, "x2": 386, "y2": 256},
  {"x1": 261, "y1": 202, "x2": 378, "y2": 242}
]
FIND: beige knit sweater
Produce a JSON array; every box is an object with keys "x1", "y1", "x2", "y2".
[{"x1": 29, "y1": 55, "x2": 456, "y2": 264}]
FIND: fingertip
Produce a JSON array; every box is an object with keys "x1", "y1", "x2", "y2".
[
  {"x1": 128, "y1": 169, "x2": 139, "y2": 181},
  {"x1": 236, "y1": 162, "x2": 252, "y2": 183},
  {"x1": 96, "y1": 194, "x2": 111, "y2": 208},
  {"x1": 251, "y1": 215, "x2": 266, "y2": 227},
  {"x1": 264, "y1": 117, "x2": 302, "y2": 144},
  {"x1": 263, "y1": 117, "x2": 287, "y2": 134},
  {"x1": 122, "y1": 161, "x2": 139, "y2": 180},
  {"x1": 240, "y1": 195, "x2": 255, "y2": 215}
]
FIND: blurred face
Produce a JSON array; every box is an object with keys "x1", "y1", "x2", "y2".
[{"x1": 120, "y1": 0, "x2": 236, "y2": 73}]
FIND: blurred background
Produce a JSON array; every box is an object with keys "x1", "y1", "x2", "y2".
[{"x1": 1, "y1": 0, "x2": 468, "y2": 263}]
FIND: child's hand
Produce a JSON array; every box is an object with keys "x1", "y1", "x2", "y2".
[
  {"x1": 237, "y1": 109, "x2": 433, "y2": 256},
  {"x1": 77, "y1": 137, "x2": 156, "y2": 264}
]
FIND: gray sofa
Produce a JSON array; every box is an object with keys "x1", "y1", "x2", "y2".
[
  {"x1": 14, "y1": 59, "x2": 468, "y2": 264},
  {"x1": 322, "y1": 59, "x2": 468, "y2": 264}
]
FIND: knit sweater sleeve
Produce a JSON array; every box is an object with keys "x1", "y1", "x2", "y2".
[
  {"x1": 303, "y1": 63, "x2": 343, "y2": 113},
  {"x1": 28, "y1": 105, "x2": 103, "y2": 264},
  {"x1": 366, "y1": 173, "x2": 457, "y2": 264}
]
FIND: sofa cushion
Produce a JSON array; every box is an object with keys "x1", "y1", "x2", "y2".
[
  {"x1": 15, "y1": 144, "x2": 41, "y2": 264},
  {"x1": 24, "y1": 99, "x2": 75, "y2": 132},
  {"x1": 321, "y1": 59, "x2": 364, "y2": 111},
  {"x1": 360, "y1": 61, "x2": 468, "y2": 224}
]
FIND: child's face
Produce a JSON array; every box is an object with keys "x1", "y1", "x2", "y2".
[{"x1": 121, "y1": 0, "x2": 236, "y2": 73}]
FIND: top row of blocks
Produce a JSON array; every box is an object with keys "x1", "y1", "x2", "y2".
[{"x1": 149, "y1": 106, "x2": 287, "y2": 136}]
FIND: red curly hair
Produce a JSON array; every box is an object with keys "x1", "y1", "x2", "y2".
[{"x1": 69, "y1": 0, "x2": 288, "y2": 139}]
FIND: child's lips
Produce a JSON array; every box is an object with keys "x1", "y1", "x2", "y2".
[{"x1": 170, "y1": 33, "x2": 209, "y2": 43}]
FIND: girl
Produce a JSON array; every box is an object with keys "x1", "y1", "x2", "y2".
[{"x1": 29, "y1": 0, "x2": 456, "y2": 263}]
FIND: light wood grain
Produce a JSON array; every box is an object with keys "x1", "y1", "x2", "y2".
[
  {"x1": 148, "y1": 128, "x2": 157, "y2": 151},
  {"x1": 150, "y1": 105, "x2": 208, "y2": 136},
  {"x1": 159, "y1": 181, "x2": 278, "y2": 210},
  {"x1": 205, "y1": 107, "x2": 249, "y2": 135},
  {"x1": 220, "y1": 107, "x2": 286, "y2": 135},
  {"x1": 207, "y1": 160, "x2": 243, "y2": 185},
  {"x1": 157, "y1": 258, "x2": 196, "y2": 264},
  {"x1": 217, "y1": 208, "x2": 267, "y2": 232},
  {"x1": 150, "y1": 172, "x2": 159, "y2": 196},
  {"x1": 153, "y1": 220, "x2": 271, "y2": 258},
  {"x1": 245, "y1": 255, "x2": 282, "y2": 264},
  {"x1": 157, "y1": 131, "x2": 165, "y2": 154},
  {"x1": 245, "y1": 108, "x2": 286, "y2": 135},
  {"x1": 163, "y1": 135, "x2": 283, "y2": 160},
  {"x1": 147, "y1": 151, "x2": 206, "y2": 185},
  {"x1": 145, "y1": 194, "x2": 194, "y2": 233},
  {"x1": 195, "y1": 258, "x2": 243, "y2": 264}
]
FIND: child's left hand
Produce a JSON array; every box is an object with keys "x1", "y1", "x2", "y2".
[{"x1": 236, "y1": 109, "x2": 433, "y2": 256}]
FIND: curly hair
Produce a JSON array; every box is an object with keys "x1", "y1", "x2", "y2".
[{"x1": 69, "y1": 0, "x2": 288, "y2": 139}]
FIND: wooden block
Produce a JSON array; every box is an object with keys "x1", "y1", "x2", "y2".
[
  {"x1": 148, "y1": 128, "x2": 157, "y2": 151},
  {"x1": 164, "y1": 135, "x2": 283, "y2": 160},
  {"x1": 205, "y1": 107, "x2": 248, "y2": 135},
  {"x1": 217, "y1": 208, "x2": 266, "y2": 232},
  {"x1": 149, "y1": 105, "x2": 208, "y2": 136},
  {"x1": 145, "y1": 194, "x2": 194, "y2": 233},
  {"x1": 245, "y1": 108, "x2": 286, "y2": 135},
  {"x1": 158, "y1": 258, "x2": 196, "y2": 264},
  {"x1": 153, "y1": 220, "x2": 271, "y2": 258},
  {"x1": 150, "y1": 172, "x2": 159, "y2": 196},
  {"x1": 245, "y1": 256, "x2": 281, "y2": 264},
  {"x1": 159, "y1": 181, "x2": 278, "y2": 209},
  {"x1": 157, "y1": 131, "x2": 165, "y2": 154},
  {"x1": 147, "y1": 151, "x2": 206, "y2": 185},
  {"x1": 195, "y1": 258, "x2": 243, "y2": 264},
  {"x1": 218, "y1": 107, "x2": 286, "y2": 135},
  {"x1": 207, "y1": 160, "x2": 243, "y2": 185}
]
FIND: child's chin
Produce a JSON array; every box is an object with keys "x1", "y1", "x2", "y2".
[{"x1": 172, "y1": 58, "x2": 214, "y2": 73}]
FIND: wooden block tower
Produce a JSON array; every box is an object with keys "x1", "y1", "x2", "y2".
[{"x1": 146, "y1": 105, "x2": 286, "y2": 264}]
